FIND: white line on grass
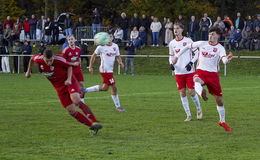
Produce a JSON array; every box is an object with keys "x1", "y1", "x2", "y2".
[{"x1": 1, "y1": 86, "x2": 259, "y2": 106}]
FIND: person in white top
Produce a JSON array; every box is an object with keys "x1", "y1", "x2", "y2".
[
  {"x1": 169, "y1": 23, "x2": 202, "y2": 121},
  {"x1": 150, "y1": 17, "x2": 162, "y2": 47},
  {"x1": 82, "y1": 34, "x2": 126, "y2": 112},
  {"x1": 113, "y1": 26, "x2": 123, "y2": 44},
  {"x1": 172, "y1": 27, "x2": 233, "y2": 132}
]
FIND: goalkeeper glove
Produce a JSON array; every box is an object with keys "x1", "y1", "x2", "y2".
[
  {"x1": 185, "y1": 62, "x2": 193, "y2": 71},
  {"x1": 170, "y1": 64, "x2": 175, "y2": 71}
]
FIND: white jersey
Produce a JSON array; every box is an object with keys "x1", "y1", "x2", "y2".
[
  {"x1": 169, "y1": 37, "x2": 195, "y2": 75},
  {"x1": 94, "y1": 43, "x2": 120, "y2": 73},
  {"x1": 188, "y1": 41, "x2": 226, "y2": 72}
]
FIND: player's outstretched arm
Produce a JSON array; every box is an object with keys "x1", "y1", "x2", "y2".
[
  {"x1": 171, "y1": 45, "x2": 190, "y2": 64},
  {"x1": 88, "y1": 53, "x2": 97, "y2": 73},
  {"x1": 65, "y1": 67, "x2": 72, "y2": 86},
  {"x1": 25, "y1": 57, "x2": 34, "y2": 78},
  {"x1": 222, "y1": 52, "x2": 233, "y2": 64},
  {"x1": 116, "y1": 56, "x2": 124, "y2": 68}
]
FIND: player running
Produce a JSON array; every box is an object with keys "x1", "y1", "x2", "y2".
[
  {"x1": 169, "y1": 23, "x2": 202, "y2": 121},
  {"x1": 25, "y1": 50, "x2": 102, "y2": 135},
  {"x1": 172, "y1": 27, "x2": 233, "y2": 132},
  {"x1": 62, "y1": 35, "x2": 85, "y2": 101},
  {"x1": 82, "y1": 34, "x2": 126, "y2": 112}
]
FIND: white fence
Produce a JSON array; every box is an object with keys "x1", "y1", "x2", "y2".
[{"x1": 0, "y1": 55, "x2": 259, "y2": 75}]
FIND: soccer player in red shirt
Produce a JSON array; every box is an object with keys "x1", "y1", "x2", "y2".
[
  {"x1": 25, "y1": 50, "x2": 102, "y2": 135},
  {"x1": 62, "y1": 35, "x2": 85, "y2": 101},
  {"x1": 172, "y1": 27, "x2": 233, "y2": 132}
]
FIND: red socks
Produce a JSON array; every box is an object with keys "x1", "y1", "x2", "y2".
[
  {"x1": 78, "y1": 101, "x2": 98, "y2": 123},
  {"x1": 72, "y1": 112, "x2": 92, "y2": 127}
]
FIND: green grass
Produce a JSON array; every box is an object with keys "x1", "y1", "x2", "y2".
[{"x1": 0, "y1": 73, "x2": 260, "y2": 160}]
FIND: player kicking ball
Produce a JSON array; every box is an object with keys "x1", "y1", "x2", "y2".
[
  {"x1": 169, "y1": 23, "x2": 202, "y2": 121},
  {"x1": 82, "y1": 32, "x2": 126, "y2": 112},
  {"x1": 172, "y1": 27, "x2": 233, "y2": 132},
  {"x1": 25, "y1": 50, "x2": 102, "y2": 135}
]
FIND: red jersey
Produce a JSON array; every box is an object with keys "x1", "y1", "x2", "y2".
[
  {"x1": 32, "y1": 55, "x2": 71, "y2": 88},
  {"x1": 62, "y1": 46, "x2": 82, "y2": 73}
]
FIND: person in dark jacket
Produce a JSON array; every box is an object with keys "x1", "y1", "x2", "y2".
[
  {"x1": 44, "y1": 18, "x2": 52, "y2": 44},
  {"x1": 22, "y1": 40, "x2": 32, "y2": 72},
  {"x1": 80, "y1": 42, "x2": 89, "y2": 67},
  {"x1": 234, "y1": 12, "x2": 244, "y2": 31},
  {"x1": 52, "y1": 20, "x2": 59, "y2": 45},
  {"x1": 29, "y1": 14, "x2": 38, "y2": 40},
  {"x1": 92, "y1": 8, "x2": 102, "y2": 37},
  {"x1": 140, "y1": 14, "x2": 150, "y2": 33},
  {"x1": 124, "y1": 40, "x2": 135, "y2": 75},
  {"x1": 188, "y1": 16, "x2": 199, "y2": 41},
  {"x1": 12, "y1": 40, "x2": 22, "y2": 73},
  {"x1": 64, "y1": 13, "x2": 73, "y2": 36},
  {"x1": 118, "y1": 12, "x2": 129, "y2": 40},
  {"x1": 130, "y1": 13, "x2": 141, "y2": 30},
  {"x1": 75, "y1": 17, "x2": 86, "y2": 40}
]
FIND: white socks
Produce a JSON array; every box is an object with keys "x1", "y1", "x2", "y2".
[
  {"x1": 195, "y1": 82, "x2": 203, "y2": 96},
  {"x1": 217, "y1": 106, "x2": 225, "y2": 122},
  {"x1": 180, "y1": 96, "x2": 191, "y2": 117},
  {"x1": 111, "y1": 94, "x2": 121, "y2": 108},
  {"x1": 84, "y1": 85, "x2": 100, "y2": 92},
  {"x1": 191, "y1": 94, "x2": 201, "y2": 111}
]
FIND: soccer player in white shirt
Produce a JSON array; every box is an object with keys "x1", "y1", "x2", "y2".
[
  {"x1": 172, "y1": 27, "x2": 233, "y2": 132},
  {"x1": 169, "y1": 23, "x2": 202, "y2": 121},
  {"x1": 82, "y1": 34, "x2": 126, "y2": 112}
]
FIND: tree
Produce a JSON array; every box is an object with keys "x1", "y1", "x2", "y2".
[{"x1": 0, "y1": 0, "x2": 25, "y2": 20}]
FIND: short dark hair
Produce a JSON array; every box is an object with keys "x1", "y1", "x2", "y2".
[
  {"x1": 174, "y1": 22, "x2": 184, "y2": 29},
  {"x1": 209, "y1": 27, "x2": 222, "y2": 35},
  {"x1": 44, "y1": 50, "x2": 53, "y2": 59}
]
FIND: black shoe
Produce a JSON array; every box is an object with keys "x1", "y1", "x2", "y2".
[{"x1": 89, "y1": 122, "x2": 103, "y2": 135}]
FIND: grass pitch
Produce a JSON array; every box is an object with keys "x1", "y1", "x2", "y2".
[{"x1": 0, "y1": 73, "x2": 259, "y2": 160}]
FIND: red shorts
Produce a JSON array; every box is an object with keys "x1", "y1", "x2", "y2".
[
  {"x1": 194, "y1": 69, "x2": 222, "y2": 96},
  {"x1": 74, "y1": 70, "x2": 84, "y2": 82},
  {"x1": 55, "y1": 76, "x2": 81, "y2": 108},
  {"x1": 100, "y1": 72, "x2": 115, "y2": 86},
  {"x1": 174, "y1": 73, "x2": 194, "y2": 90}
]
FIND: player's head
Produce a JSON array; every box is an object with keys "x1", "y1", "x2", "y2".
[
  {"x1": 173, "y1": 22, "x2": 184, "y2": 37},
  {"x1": 208, "y1": 27, "x2": 221, "y2": 44},
  {"x1": 67, "y1": 35, "x2": 76, "y2": 46},
  {"x1": 44, "y1": 50, "x2": 54, "y2": 66}
]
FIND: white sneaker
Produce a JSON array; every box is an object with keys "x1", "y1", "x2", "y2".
[
  {"x1": 184, "y1": 116, "x2": 192, "y2": 121},
  {"x1": 197, "y1": 110, "x2": 203, "y2": 120},
  {"x1": 156, "y1": 44, "x2": 159, "y2": 47}
]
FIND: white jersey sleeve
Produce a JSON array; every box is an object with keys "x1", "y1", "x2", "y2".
[{"x1": 94, "y1": 46, "x2": 101, "y2": 55}]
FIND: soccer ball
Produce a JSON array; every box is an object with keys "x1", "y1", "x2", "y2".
[{"x1": 94, "y1": 32, "x2": 110, "y2": 46}]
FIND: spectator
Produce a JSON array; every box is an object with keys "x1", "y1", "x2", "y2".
[
  {"x1": 0, "y1": 21, "x2": 3, "y2": 40},
  {"x1": 245, "y1": 16, "x2": 254, "y2": 32},
  {"x1": 29, "y1": 14, "x2": 38, "y2": 39},
  {"x1": 175, "y1": 15, "x2": 186, "y2": 26},
  {"x1": 92, "y1": 8, "x2": 102, "y2": 36},
  {"x1": 80, "y1": 42, "x2": 89, "y2": 67},
  {"x1": 44, "y1": 18, "x2": 52, "y2": 44},
  {"x1": 3, "y1": 24, "x2": 12, "y2": 47},
  {"x1": 213, "y1": 16, "x2": 225, "y2": 32},
  {"x1": 140, "y1": 14, "x2": 150, "y2": 33},
  {"x1": 22, "y1": 41, "x2": 32, "y2": 73},
  {"x1": 223, "y1": 15, "x2": 233, "y2": 30},
  {"x1": 13, "y1": 18, "x2": 23, "y2": 39},
  {"x1": 124, "y1": 40, "x2": 135, "y2": 75},
  {"x1": 234, "y1": 12, "x2": 244, "y2": 30},
  {"x1": 150, "y1": 17, "x2": 162, "y2": 47},
  {"x1": 113, "y1": 26, "x2": 123, "y2": 44},
  {"x1": 229, "y1": 28, "x2": 242, "y2": 50},
  {"x1": 138, "y1": 26, "x2": 147, "y2": 48},
  {"x1": 38, "y1": 41, "x2": 46, "y2": 55},
  {"x1": 130, "y1": 26, "x2": 141, "y2": 48},
  {"x1": 23, "y1": 17, "x2": 30, "y2": 39},
  {"x1": 52, "y1": 19, "x2": 59, "y2": 45},
  {"x1": 251, "y1": 26, "x2": 260, "y2": 50},
  {"x1": 202, "y1": 13, "x2": 212, "y2": 28},
  {"x1": 37, "y1": 16, "x2": 46, "y2": 40},
  {"x1": 199, "y1": 16, "x2": 210, "y2": 40},
  {"x1": 75, "y1": 17, "x2": 86, "y2": 40},
  {"x1": 12, "y1": 22, "x2": 22, "y2": 41},
  {"x1": 187, "y1": 15, "x2": 199, "y2": 41},
  {"x1": 12, "y1": 41, "x2": 22, "y2": 73},
  {"x1": 253, "y1": 14, "x2": 260, "y2": 30},
  {"x1": 64, "y1": 13, "x2": 73, "y2": 36},
  {"x1": 0, "y1": 42, "x2": 10, "y2": 73},
  {"x1": 161, "y1": 17, "x2": 167, "y2": 46},
  {"x1": 130, "y1": 13, "x2": 141, "y2": 29},
  {"x1": 3, "y1": 16, "x2": 13, "y2": 29},
  {"x1": 118, "y1": 12, "x2": 129, "y2": 40},
  {"x1": 239, "y1": 26, "x2": 253, "y2": 50},
  {"x1": 165, "y1": 18, "x2": 173, "y2": 46}
]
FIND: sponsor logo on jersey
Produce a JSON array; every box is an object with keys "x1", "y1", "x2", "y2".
[
  {"x1": 106, "y1": 53, "x2": 116, "y2": 56},
  {"x1": 213, "y1": 48, "x2": 218, "y2": 52},
  {"x1": 183, "y1": 42, "x2": 187, "y2": 46},
  {"x1": 50, "y1": 66, "x2": 54, "y2": 71},
  {"x1": 42, "y1": 72, "x2": 54, "y2": 78},
  {"x1": 71, "y1": 89, "x2": 75, "y2": 92},
  {"x1": 175, "y1": 49, "x2": 180, "y2": 53},
  {"x1": 71, "y1": 56, "x2": 77, "y2": 61},
  {"x1": 202, "y1": 52, "x2": 215, "y2": 58},
  {"x1": 113, "y1": 47, "x2": 116, "y2": 51},
  {"x1": 68, "y1": 52, "x2": 72, "y2": 56}
]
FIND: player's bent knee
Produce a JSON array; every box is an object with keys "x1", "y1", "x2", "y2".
[{"x1": 66, "y1": 104, "x2": 77, "y2": 116}]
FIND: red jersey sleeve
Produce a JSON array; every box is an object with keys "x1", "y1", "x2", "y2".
[
  {"x1": 32, "y1": 55, "x2": 44, "y2": 64},
  {"x1": 54, "y1": 55, "x2": 71, "y2": 68}
]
